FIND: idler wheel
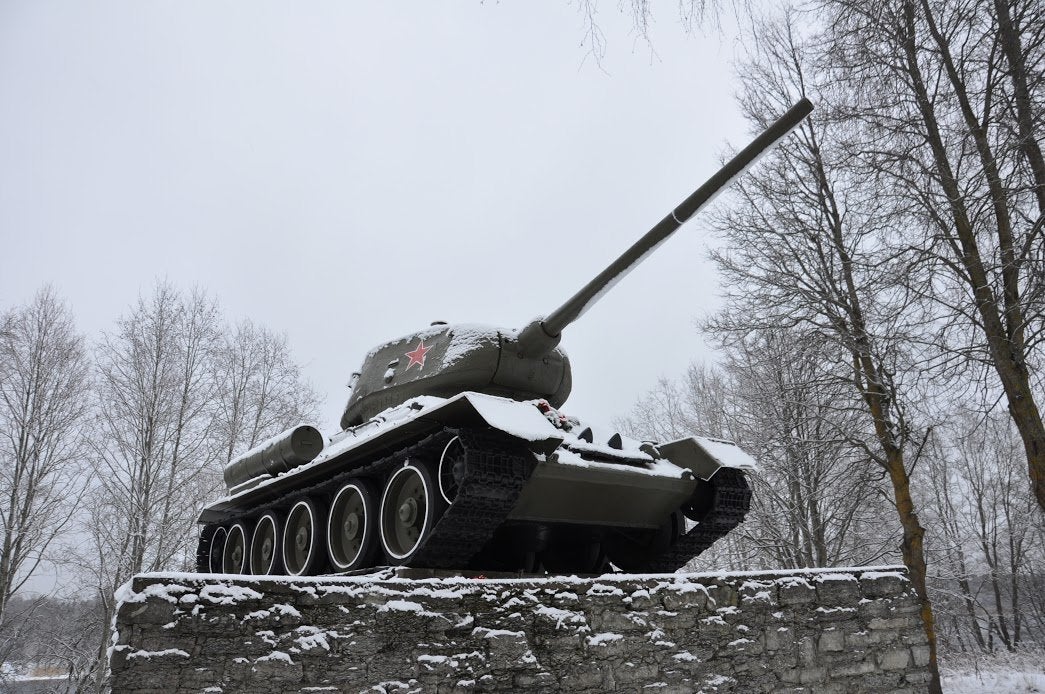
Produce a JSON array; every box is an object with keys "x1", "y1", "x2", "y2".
[
  {"x1": 327, "y1": 480, "x2": 378, "y2": 571},
  {"x1": 206, "y1": 526, "x2": 228, "y2": 573},
  {"x1": 379, "y1": 461, "x2": 446, "y2": 563},
  {"x1": 681, "y1": 478, "x2": 716, "y2": 522},
  {"x1": 250, "y1": 512, "x2": 282, "y2": 575},
  {"x1": 223, "y1": 523, "x2": 250, "y2": 574},
  {"x1": 283, "y1": 498, "x2": 325, "y2": 576},
  {"x1": 437, "y1": 436, "x2": 467, "y2": 504}
]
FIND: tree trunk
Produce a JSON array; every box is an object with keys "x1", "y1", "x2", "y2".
[{"x1": 883, "y1": 449, "x2": 942, "y2": 692}]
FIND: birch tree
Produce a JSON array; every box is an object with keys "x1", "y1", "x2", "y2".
[
  {"x1": 0, "y1": 288, "x2": 90, "y2": 629},
  {"x1": 79, "y1": 282, "x2": 220, "y2": 693},
  {"x1": 616, "y1": 369, "x2": 726, "y2": 444},
  {"x1": 75, "y1": 283, "x2": 320, "y2": 691},
  {"x1": 90, "y1": 283, "x2": 220, "y2": 582},
  {"x1": 723, "y1": 330, "x2": 897, "y2": 570},
  {"x1": 212, "y1": 319, "x2": 320, "y2": 469}
]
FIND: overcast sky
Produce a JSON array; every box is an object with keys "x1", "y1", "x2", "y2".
[{"x1": 1, "y1": 1, "x2": 750, "y2": 434}]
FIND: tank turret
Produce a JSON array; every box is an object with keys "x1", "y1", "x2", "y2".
[{"x1": 341, "y1": 97, "x2": 814, "y2": 428}]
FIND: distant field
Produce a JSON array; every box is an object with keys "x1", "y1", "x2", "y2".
[{"x1": 0, "y1": 677, "x2": 69, "y2": 694}]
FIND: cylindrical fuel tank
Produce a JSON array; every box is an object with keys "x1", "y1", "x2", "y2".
[{"x1": 223, "y1": 425, "x2": 324, "y2": 491}]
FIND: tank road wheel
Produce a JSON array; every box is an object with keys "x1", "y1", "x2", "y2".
[
  {"x1": 327, "y1": 480, "x2": 378, "y2": 571},
  {"x1": 283, "y1": 498, "x2": 325, "y2": 576},
  {"x1": 223, "y1": 522, "x2": 250, "y2": 574},
  {"x1": 437, "y1": 436, "x2": 466, "y2": 504},
  {"x1": 379, "y1": 461, "x2": 446, "y2": 564},
  {"x1": 250, "y1": 512, "x2": 283, "y2": 575}
]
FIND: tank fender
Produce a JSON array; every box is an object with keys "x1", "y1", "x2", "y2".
[
  {"x1": 657, "y1": 436, "x2": 757, "y2": 481},
  {"x1": 428, "y1": 392, "x2": 564, "y2": 456}
]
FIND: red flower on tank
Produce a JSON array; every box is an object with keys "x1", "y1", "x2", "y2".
[{"x1": 404, "y1": 339, "x2": 431, "y2": 371}]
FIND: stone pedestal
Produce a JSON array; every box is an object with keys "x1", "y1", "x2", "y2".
[{"x1": 110, "y1": 566, "x2": 930, "y2": 693}]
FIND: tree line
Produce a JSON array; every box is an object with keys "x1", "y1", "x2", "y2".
[{"x1": 0, "y1": 283, "x2": 319, "y2": 691}]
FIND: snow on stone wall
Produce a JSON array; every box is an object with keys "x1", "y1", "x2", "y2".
[{"x1": 109, "y1": 566, "x2": 931, "y2": 693}]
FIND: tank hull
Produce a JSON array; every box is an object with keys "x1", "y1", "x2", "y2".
[{"x1": 197, "y1": 393, "x2": 753, "y2": 575}]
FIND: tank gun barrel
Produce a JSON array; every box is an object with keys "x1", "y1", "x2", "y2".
[{"x1": 516, "y1": 97, "x2": 813, "y2": 356}]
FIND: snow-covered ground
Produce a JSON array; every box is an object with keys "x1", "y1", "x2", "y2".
[
  {"x1": 941, "y1": 650, "x2": 1045, "y2": 693},
  {"x1": 0, "y1": 678, "x2": 71, "y2": 694},
  {"x1": 943, "y1": 670, "x2": 1045, "y2": 693},
  {"x1": 0, "y1": 664, "x2": 71, "y2": 694}
]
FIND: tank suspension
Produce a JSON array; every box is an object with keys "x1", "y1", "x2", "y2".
[
  {"x1": 605, "y1": 467, "x2": 752, "y2": 573},
  {"x1": 196, "y1": 427, "x2": 538, "y2": 575},
  {"x1": 197, "y1": 525, "x2": 227, "y2": 573}
]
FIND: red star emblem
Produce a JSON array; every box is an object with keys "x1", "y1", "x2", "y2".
[{"x1": 404, "y1": 339, "x2": 431, "y2": 371}]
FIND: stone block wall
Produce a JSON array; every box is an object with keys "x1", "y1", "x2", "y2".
[{"x1": 110, "y1": 566, "x2": 930, "y2": 693}]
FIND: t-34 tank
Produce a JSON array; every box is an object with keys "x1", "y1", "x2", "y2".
[{"x1": 197, "y1": 98, "x2": 813, "y2": 577}]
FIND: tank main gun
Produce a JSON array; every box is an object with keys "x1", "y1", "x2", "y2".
[
  {"x1": 337, "y1": 98, "x2": 813, "y2": 427},
  {"x1": 514, "y1": 97, "x2": 814, "y2": 358}
]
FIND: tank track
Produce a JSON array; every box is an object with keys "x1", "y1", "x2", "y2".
[
  {"x1": 196, "y1": 426, "x2": 536, "y2": 573},
  {"x1": 196, "y1": 525, "x2": 218, "y2": 572},
  {"x1": 640, "y1": 467, "x2": 752, "y2": 573},
  {"x1": 412, "y1": 429, "x2": 536, "y2": 567}
]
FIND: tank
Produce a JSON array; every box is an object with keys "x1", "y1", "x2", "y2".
[{"x1": 196, "y1": 98, "x2": 813, "y2": 576}]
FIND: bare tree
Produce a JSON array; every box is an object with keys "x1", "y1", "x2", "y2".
[
  {"x1": 921, "y1": 431, "x2": 992, "y2": 654},
  {"x1": 211, "y1": 319, "x2": 321, "y2": 469},
  {"x1": 78, "y1": 282, "x2": 220, "y2": 692},
  {"x1": 723, "y1": 330, "x2": 898, "y2": 570},
  {"x1": 922, "y1": 408, "x2": 1045, "y2": 653},
  {"x1": 571, "y1": 0, "x2": 727, "y2": 65},
  {"x1": 704, "y1": 12, "x2": 944, "y2": 689},
  {"x1": 619, "y1": 339, "x2": 895, "y2": 572},
  {"x1": 823, "y1": 0, "x2": 1045, "y2": 512},
  {"x1": 0, "y1": 594, "x2": 103, "y2": 688},
  {"x1": 0, "y1": 288, "x2": 90, "y2": 631},
  {"x1": 617, "y1": 375, "x2": 707, "y2": 442},
  {"x1": 70, "y1": 282, "x2": 320, "y2": 691},
  {"x1": 89, "y1": 283, "x2": 219, "y2": 581}
]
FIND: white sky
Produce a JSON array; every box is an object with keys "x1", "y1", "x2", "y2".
[{"x1": 0, "y1": 1, "x2": 749, "y2": 434}]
